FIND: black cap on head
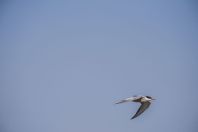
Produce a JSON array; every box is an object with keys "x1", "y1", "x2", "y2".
[{"x1": 146, "y1": 96, "x2": 152, "y2": 99}]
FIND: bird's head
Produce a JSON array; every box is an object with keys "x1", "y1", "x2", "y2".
[{"x1": 145, "y1": 96, "x2": 156, "y2": 100}]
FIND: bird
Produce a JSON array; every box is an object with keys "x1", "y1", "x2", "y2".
[{"x1": 115, "y1": 95, "x2": 155, "y2": 119}]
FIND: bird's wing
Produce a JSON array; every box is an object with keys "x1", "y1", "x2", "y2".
[
  {"x1": 131, "y1": 101, "x2": 151, "y2": 119},
  {"x1": 115, "y1": 96, "x2": 141, "y2": 104}
]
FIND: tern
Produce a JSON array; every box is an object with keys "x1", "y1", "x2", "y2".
[{"x1": 115, "y1": 95, "x2": 155, "y2": 119}]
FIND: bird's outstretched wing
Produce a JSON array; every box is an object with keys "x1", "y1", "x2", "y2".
[{"x1": 131, "y1": 101, "x2": 151, "y2": 119}]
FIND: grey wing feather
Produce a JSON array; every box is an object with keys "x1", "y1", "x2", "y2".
[{"x1": 131, "y1": 102, "x2": 151, "y2": 119}]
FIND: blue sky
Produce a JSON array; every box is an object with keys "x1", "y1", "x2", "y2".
[{"x1": 1, "y1": 0, "x2": 198, "y2": 132}]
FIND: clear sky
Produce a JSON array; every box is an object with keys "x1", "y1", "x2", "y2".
[{"x1": 1, "y1": 0, "x2": 198, "y2": 132}]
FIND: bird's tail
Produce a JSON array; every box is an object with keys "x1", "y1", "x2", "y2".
[
  {"x1": 115, "y1": 99, "x2": 128, "y2": 104},
  {"x1": 115, "y1": 97, "x2": 136, "y2": 104}
]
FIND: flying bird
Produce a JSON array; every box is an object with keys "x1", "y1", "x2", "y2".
[{"x1": 115, "y1": 95, "x2": 155, "y2": 119}]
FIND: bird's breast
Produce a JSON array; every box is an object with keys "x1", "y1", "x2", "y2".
[{"x1": 141, "y1": 97, "x2": 150, "y2": 102}]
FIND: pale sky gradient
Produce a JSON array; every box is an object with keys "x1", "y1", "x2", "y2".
[{"x1": 1, "y1": 0, "x2": 198, "y2": 132}]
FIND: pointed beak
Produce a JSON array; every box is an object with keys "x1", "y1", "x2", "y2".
[{"x1": 152, "y1": 98, "x2": 156, "y2": 100}]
